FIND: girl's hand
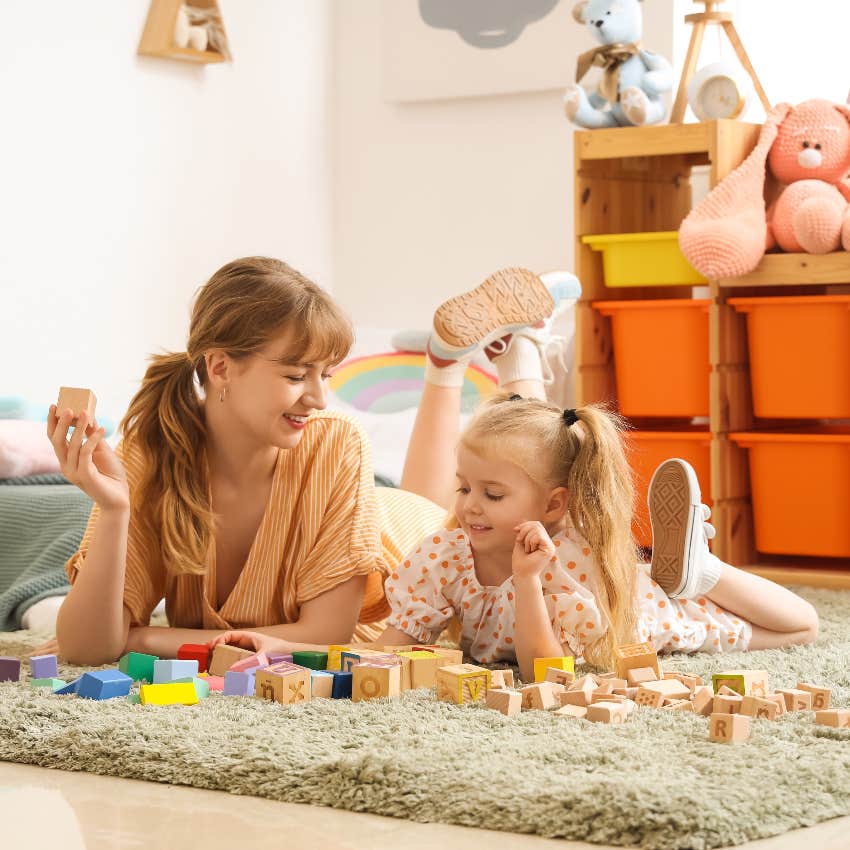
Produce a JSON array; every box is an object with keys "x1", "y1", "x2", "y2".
[
  {"x1": 511, "y1": 520, "x2": 557, "y2": 580},
  {"x1": 208, "y1": 630, "x2": 287, "y2": 655},
  {"x1": 47, "y1": 406, "x2": 130, "y2": 511}
]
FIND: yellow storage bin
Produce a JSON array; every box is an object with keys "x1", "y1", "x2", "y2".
[{"x1": 582, "y1": 231, "x2": 707, "y2": 287}]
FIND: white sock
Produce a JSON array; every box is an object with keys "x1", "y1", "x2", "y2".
[
  {"x1": 424, "y1": 353, "x2": 471, "y2": 388},
  {"x1": 490, "y1": 334, "x2": 544, "y2": 386},
  {"x1": 697, "y1": 551, "x2": 724, "y2": 595}
]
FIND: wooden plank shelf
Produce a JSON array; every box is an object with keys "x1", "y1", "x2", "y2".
[{"x1": 717, "y1": 253, "x2": 850, "y2": 288}]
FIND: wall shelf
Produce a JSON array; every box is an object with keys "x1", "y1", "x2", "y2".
[{"x1": 137, "y1": 0, "x2": 230, "y2": 65}]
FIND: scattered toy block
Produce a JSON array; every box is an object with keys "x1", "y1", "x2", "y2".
[
  {"x1": 30, "y1": 678, "x2": 66, "y2": 691},
  {"x1": 310, "y1": 670, "x2": 335, "y2": 698},
  {"x1": 0, "y1": 657, "x2": 21, "y2": 682},
  {"x1": 29, "y1": 654, "x2": 59, "y2": 679},
  {"x1": 797, "y1": 683, "x2": 831, "y2": 711},
  {"x1": 592, "y1": 692, "x2": 628, "y2": 704},
  {"x1": 664, "y1": 671, "x2": 703, "y2": 690},
  {"x1": 663, "y1": 699, "x2": 694, "y2": 712},
  {"x1": 54, "y1": 677, "x2": 81, "y2": 695},
  {"x1": 614, "y1": 641, "x2": 661, "y2": 680},
  {"x1": 712, "y1": 670, "x2": 769, "y2": 697},
  {"x1": 326, "y1": 645, "x2": 351, "y2": 670},
  {"x1": 554, "y1": 704, "x2": 588, "y2": 719},
  {"x1": 204, "y1": 675, "x2": 225, "y2": 692},
  {"x1": 57, "y1": 387, "x2": 97, "y2": 425},
  {"x1": 339, "y1": 649, "x2": 390, "y2": 673},
  {"x1": 520, "y1": 683, "x2": 559, "y2": 710},
  {"x1": 435, "y1": 663, "x2": 490, "y2": 705},
  {"x1": 331, "y1": 670, "x2": 353, "y2": 699},
  {"x1": 593, "y1": 679, "x2": 615, "y2": 696},
  {"x1": 177, "y1": 643, "x2": 210, "y2": 673},
  {"x1": 486, "y1": 688, "x2": 521, "y2": 716},
  {"x1": 153, "y1": 659, "x2": 199, "y2": 684},
  {"x1": 208, "y1": 645, "x2": 254, "y2": 677},
  {"x1": 762, "y1": 693, "x2": 787, "y2": 716},
  {"x1": 266, "y1": 652, "x2": 293, "y2": 666},
  {"x1": 545, "y1": 667, "x2": 576, "y2": 687},
  {"x1": 814, "y1": 709, "x2": 850, "y2": 728},
  {"x1": 292, "y1": 650, "x2": 329, "y2": 671},
  {"x1": 776, "y1": 688, "x2": 813, "y2": 711},
  {"x1": 709, "y1": 712, "x2": 750, "y2": 743},
  {"x1": 223, "y1": 670, "x2": 256, "y2": 696},
  {"x1": 533, "y1": 656, "x2": 574, "y2": 683},
  {"x1": 560, "y1": 676, "x2": 596, "y2": 708},
  {"x1": 140, "y1": 681, "x2": 199, "y2": 706},
  {"x1": 717, "y1": 685, "x2": 739, "y2": 697},
  {"x1": 497, "y1": 669, "x2": 515, "y2": 688},
  {"x1": 119, "y1": 651, "x2": 158, "y2": 683},
  {"x1": 713, "y1": 694, "x2": 744, "y2": 714},
  {"x1": 397, "y1": 651, "x2": 441, "y2": 689},
  {"x1": 691, "y1": 686, "x2": 714, "y2": 716},
  {"x1": 634, "y1": 687, "x2": 664, "y2": 709},
  {"x1": 127, "y1": 694, "x2": 141, "y2": 705},
  {"x1": 230, "y1": 652, "x2": 269, "y2": 673},
  {"x1": 77, "y1": 670, "x2": 133, "y2": 700},
  {"x1": 641, "y1": 679, "x2": 691, "y2": 700},
  {"x1": 488, "y1": 669, "x2": 508, "y2": 689},
  {"x1": 175, "y1": 676, "x2": 210, "y2": 699},
  {"x1": 426, "y1": 648, "x2": 464, "y2": 666},
  {"x1": 352, "y1": 663, "x2": 401, "y2": 701},
  {"x1": 626, "y1": 667, "x2": 657, "y2": 686},
  {"x1": 587, "y1": 701, "x2": 628, "y2": 723},
  {"x1": 752, "y1": 697, "x2": 780, "y2": 720},
  {"x1": 254, "y1": 661, "x2": 311, "y2": 705}
]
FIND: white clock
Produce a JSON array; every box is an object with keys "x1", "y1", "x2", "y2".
[{"x1": 687, "y1": 61, "x2": 750, "y2": 121}]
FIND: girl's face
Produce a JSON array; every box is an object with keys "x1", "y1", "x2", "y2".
[
  {"x1": 222, "y1": 327, "x2": 335, "y2": 450},
  {"x1": 454, "y1": 445, "x2": 557, "y2": 556}
]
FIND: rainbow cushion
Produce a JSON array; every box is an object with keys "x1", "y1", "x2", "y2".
[{"x1": 330, "y1": 352, "x2": 497, "y2": 413}]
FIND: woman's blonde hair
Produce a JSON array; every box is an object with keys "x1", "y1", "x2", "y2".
[
  {"x1": 459, "y1": 393, "x2": 638, "y2": 668},
  {"x1": 120, "y1": 256, "x2": 353, "y2": 577}
]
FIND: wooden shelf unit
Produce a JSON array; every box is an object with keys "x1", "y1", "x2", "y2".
[
  {"x1": 573, "y1": 120, "x2": 850, "y2": 590},
  {"x1": 138, "y1": 0, "x2": 229, "y2": 64}
]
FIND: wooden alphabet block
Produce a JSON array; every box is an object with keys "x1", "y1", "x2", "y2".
[
  {"x1": 545, "y1": 667, "x2": 576, "y2": 687},
  {"x1": 554, "y1": 704, "x2": 587, "y2": 719},
  {"x1": 662, "y1": 699, "x2": 693, "y2": 711},
  {"x1": 418, "y1": 647, "x2": 464, "y2": 666},
  {"x1": 692, "y1": 686, "x2": 714, "y2": 716},
  {"x1": 254, "y1": 661, "x2": 311, "y2": 705},
  {"x1": 613, "y1": 641, "x2": 661, "y2": 680},
  {"x1": 435, "y1": 663, "x2": 490, "y2": 705},
  {"x1": 339, "y1": 649, "x2": 388, "y2": 672},
  {"x1": 814, "y1": 709, "x2": 850, "y2": 728},
  {"x1": 762, "y1": 693, "x2": 787, "y2": 716},
  {"x1": 626, "y1": 667, "x2": 658, "y2": 686},
  {"x1": 520, "y1": 682, "x2": 559, "y2": 710},
  {"x1": 533, "y1": 656, "x2": 574, "y2": 683},
  {"x1": 634, "y1": 687, "x2": 664, "y2": 709},
  {"x1": 640, "y1": 679, "x2": 690, "y2": 700},
  {"x1": 57, "y1": 387, "x2": 97, "y2": 425},
  {"x1": 586, "y1": 701, "x2": 628, "y2": 723},
  {"x1": 592, "y1": 692, "x2": 628, "y2": 704},
  {"x1": 776, "y1": 688, "x2": 813, "y2": 711},
  {"x1": 712, "y1": 669, "x2": 769, "y2": 697},
  {"x1": 797, "y1": 683, "x2": 831, "y2": 711},
  {"x1": 752, "y1": 697, "x2": 780, "y2": 720},
  {"x1": 352, "y1": 663, "x2": 401, "y2": 701},
  {"x1": 488, "y1": 669, "x2": 515, "y2": 689},
  {"x1": 664, "y1": 671, "x2": 704, "y2": 688},
  {"x1": 310, "y1": 670, "x2": 335, "y2": 699},
  {"x1": 713, "y1": 694, "x2": 743, "y2": 714},
  {"x1": 717, "y1": 685, "x2": 739, "y2": 696},
  {"x1": 208, "y1": 644, "x2": 254, "y2": 677},
  {"x1": 485, "y1": 688, "x2": 521, "y2": 716},
  {"x1": 709, "y1": 712, "x2": 750, "y2": 743},
  {"x1": 397, "y1": 651, "x2": 442, "y2": 689},
  {"x1": 560, "y1": 676, "x2": 596, "y2": 707}
]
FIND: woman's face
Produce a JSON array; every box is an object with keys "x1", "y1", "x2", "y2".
[{"x1": 223, "y1": 326, "x2": 336, "y2": 450}]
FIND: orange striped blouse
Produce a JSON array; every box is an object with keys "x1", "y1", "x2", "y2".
[{"x1": 64, "y1": 411, "x2": 444, "y2": 642}]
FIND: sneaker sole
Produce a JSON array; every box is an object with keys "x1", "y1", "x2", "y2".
[
  {"x1": 648, "y1": 459, "x2": 701, "y2": 598},
  {"x1": 433, "y1": 268, "x2": 554, "y2": 349}
]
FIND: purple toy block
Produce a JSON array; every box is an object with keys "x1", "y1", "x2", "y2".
[
  {"x1": 30, "y1": 654, "x2": 59, "y2": 679},
  {"x1": 266, "y1": 653, "x2": 293, "y2": 666},
  {"x1": 223, "y1": 670, "x2": 256, "y2": 696},
  {"x1": 77, "y1": 669, "x2": 133, "y2": 700},
  {"x1": 0, "y1": 657, "x2": 21, "y2": 682}
]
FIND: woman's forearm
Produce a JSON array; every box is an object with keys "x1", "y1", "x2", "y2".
[
  {"x1": 513, "y1": 575, "x2": 567, "y2": 682},
  {"x1": 56, "y1": 507, "x2": 132, "y2": 665}
]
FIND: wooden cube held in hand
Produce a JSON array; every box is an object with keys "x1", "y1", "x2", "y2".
[
  {"x1": 57, "y1": 387, "x2": 97, "y2": 425},
  {"x1": 208, "y1": 644, "x2": 254, "y2": 677}
]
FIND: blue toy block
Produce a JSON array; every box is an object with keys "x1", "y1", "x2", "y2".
[
  {"x1": 77, "y1": 670, "x2": 133, "y2": 700},
  {"x1": 0, "y1": 657, "x2": 21, "y2": 682},
  {"x1": 30, "y1": 654, "x2": 59, "y2": 679},
  {"x1": 223, "y1": 670, "x2": 256, "y2": 696},
  {"x1": 54, "y1": 677, "x2": 81, "y2": 695},
  {"x1": 153, "y1": 659, "x2": 199, "y2": 684},
  {"x1": 331, "y1": 670, "x2": 353, "y2": 699}
]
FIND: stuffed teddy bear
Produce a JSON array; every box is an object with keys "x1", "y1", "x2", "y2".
[
  {"x1": 679, "y1": 99, "x2": 850, "y2": 279},
  {"x1": 563, "y1": 0, "x2": 673, "y2": 128}
]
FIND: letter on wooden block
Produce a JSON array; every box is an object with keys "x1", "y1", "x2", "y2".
[
  {"x1": 613, "y1": 641, "x2": 661, "y2": 680},
  {"x1": 712, "y1": 670, "x2": 769, "y2": 697},
  {"x1": 545, "y1": 667, "x2": 576, "y2": 687},
  {"x1": 352, "y1": 663, "x2": 401, "y2": 701},
  {"x1": 435, "y1": 663, "x2": 490, "y2": 705},
  {"x1": 776, "y1": 688, "x2": 813, "y2": 711},
  {"x1": 713, "y1": 694, "x2": 743, "y2": 715},
  {"x1": 520, "y1": 683, "x2": 558, "y2": 710},
  {"x1": 709, "y1": 712, "x2": 750, "y2": 743},
  {"x1": 398, "y1": 651, "x2": 441, "y2": 688},
  {"x1": 533, "y1": 655, "x2": 574, "y2": 683},
  {"x1": 486, "y1": 688, "x2": 521, "y2": 716},
  {"x1": 797, "y1": 683, "x2": 831, "y2": 711},
  {"x1": 254, "y1": 662, "x2": 312, "y2": 705}
]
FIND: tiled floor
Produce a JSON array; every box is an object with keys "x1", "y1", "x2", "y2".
[{"x1": 1, "y1": 762, "x2": 849, "y2": 850}]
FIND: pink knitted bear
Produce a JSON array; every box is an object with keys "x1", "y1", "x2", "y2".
[{"x1": 679, "y1": 100, "x2": 850, "y2": 279}]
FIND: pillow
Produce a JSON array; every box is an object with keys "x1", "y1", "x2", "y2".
[{"x1": 0, "y1": 421, "x2": 60, "y2": 479}]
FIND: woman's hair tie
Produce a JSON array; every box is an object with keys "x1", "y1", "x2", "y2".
[
  {"x1": 563, "y1": 408, "x2": 579, "y2": 426},
  {"x1": 508, "y1": 393, "x2": 523, "y2": 401}
]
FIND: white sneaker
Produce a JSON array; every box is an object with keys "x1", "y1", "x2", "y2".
[{"x1": 648, "y1": 458, "x2": 717, "y2": 599}]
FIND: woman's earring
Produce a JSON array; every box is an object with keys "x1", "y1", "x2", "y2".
[{"x1": 219, "y1": 386, "x2": 228, "y2": 403}]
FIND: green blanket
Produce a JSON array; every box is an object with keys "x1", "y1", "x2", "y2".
[{"x1": 0, "y1": 475, "x2": 91, "y2": 630}]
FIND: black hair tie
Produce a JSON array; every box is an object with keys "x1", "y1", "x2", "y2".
[
  {"x1": 508, "y1": 393, "x2": 523, "y2": 401},
  {"x1": 563, "y1": 408, "x2": 579, "y2": 426}
]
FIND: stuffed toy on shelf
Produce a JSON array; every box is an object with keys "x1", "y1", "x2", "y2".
[
  {"x1": 679, "y1": 99, "x2": 850, "y2": 279},
  {"x1": 563, "y1": 0, "x2": 674, "y2": 128}
]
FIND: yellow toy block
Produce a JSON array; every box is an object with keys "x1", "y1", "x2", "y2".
[
  {"x1": 533, "y1": 656, "x2": 574, "y2": 683},
  {"x1": 208, "y1": 644, "x2": 254, "y2": 677},
  {"x1": 326, "y1": 645, "x2": 350, "y2": 671},
  {"x1": 613, "y1": 641, "x2": 661, "y2": 680},
  {"x1": 139, "y1": 682, "x2": 198, "y2": 706},
  {"x1": 352, "y1": 663, "x2": 401, "y2": 701},
  {"x1": 712, "y1": 669, "x2": 769, "y2": 697},
  {"x1": 254, "y1": 661, "x2": 311, "y2": 705},
  {"x1": 435, "y1": 663, "x2": 490, "y2": 705}
]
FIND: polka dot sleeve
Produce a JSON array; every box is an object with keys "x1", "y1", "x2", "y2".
[{"x1": 384, "y1": 530, "x2": 458, "y2": 643}]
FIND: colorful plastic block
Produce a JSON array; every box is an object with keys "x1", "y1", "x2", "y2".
[
  {"x1": 139, "y1": 682, "x2": 199, "y2": 706},
  {"x1": 292, "y1": 650, "x2": 329, "y2": 671},
  {"x1": 326, "y1": 645, "x2": 350, "y2": 671},
  {"x1": 204, "y1": 675, "x2": 225, "y2": 692},
  {"x1": 175, "y1": 676, "x2": 210, "y2": 699},
  {"x1": 29, "y1": 654, "x2": 59, "y2": 679},
  {"x1": 127, "y1": 693, "x2": 141, "y2": 705},
  {"x1": 230, "y1": 652, "x2": 269, "y2": 673},
  {"x1": 153, "y1": 659, "x2": 199, "y2": 684},
  {"x1": 0, "y1": 657, "x2": 21, "y2": 682},
  {"x1": 177, "y1": 643, "x2": 211, "y2": 673},
  {"x1": 223, "y1": 670, "x2": 256, "y2": 696},
  {"x1": 331, "y1": 670, "x2": 352, "y2": 699},
  {"x1": 118, "y1": 651, "x2": 158, "y2": 683},
  {"x1": 30, "y1": 678, "x2": 66, "y2": 691},
  {"x1": 266, "y1": 652, "x2": 293, "y2": 666},
  {"x1": 311, "y1": 670, "x2": 334, "y2": 698},
  {"x1": 54, "y1": 677, "x2": 81, "y2": 695},
  {"x1": 533, "y1": 656, "x2": 574, "y2": 683},
  {"x1": 77, "y1": 670, "x2": 133, "y2": 700}
]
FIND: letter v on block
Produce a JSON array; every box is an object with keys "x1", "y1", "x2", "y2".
[
  {"x1": 289, "y1": 680, "x2": 305, "y2": 702},
  {"x1": 465, "y1": 677, "x2": 483, "y2": 702}
]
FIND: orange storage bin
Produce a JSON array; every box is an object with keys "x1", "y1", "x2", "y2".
[
  {"x1": 626, "y1": 431, "x2": 712, "y2": 548},
  {"x1": 730, "y1": 429, "x2": 850, "y2": 558},
  {"x1": 729, "y1": 295, "x2": 850, "y2": 419},
  {"x1": 593, "y1": 299, "x2": 710, "y2": 418}
]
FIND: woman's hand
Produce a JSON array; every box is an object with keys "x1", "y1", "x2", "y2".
[
  {"x1": 511, "y1": 520, "x2": 557, "y2": 581},
  {"x1": 48, "y1": 406, "x2": 129, "y2": 511},
  {"x1": 208, "y1": 630, "x2": 289, "y2": 655}
]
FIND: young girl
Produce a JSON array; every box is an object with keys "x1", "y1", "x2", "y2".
[{"x1": 212, "y1": 269, "x2": 818, "y2": 683}]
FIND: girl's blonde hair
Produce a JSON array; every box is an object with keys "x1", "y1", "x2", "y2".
[
  {"x1": 120, "y1": 256, "x2": 353, "y2": 577},
  {"x1": 460, "y1": 393, "x2": 638, "y2": 668}
]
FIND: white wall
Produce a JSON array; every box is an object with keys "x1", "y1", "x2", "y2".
[
  {"x1": 0, "y1": 0, "x2": 333, "y2": 421},
  {"x1": 331, "y1": 0, "x2": 675, "y2": 332}
]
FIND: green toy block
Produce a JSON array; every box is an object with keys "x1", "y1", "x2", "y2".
[
  {"x1": 176, "y1": 676, "x2": 210, "y2": 699},
  {"x1": 127, "y1": 693, "x2": 141, "y2": 705},
  {"x1": 30, "y1": 678, "x2": 66, "y2": 691},
  {"x1": 291, "y1": 650, "x2": 329, "y2": 671},
  {"x1": 119, "y1": 651, "x2": 159, "y2": 683}
]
